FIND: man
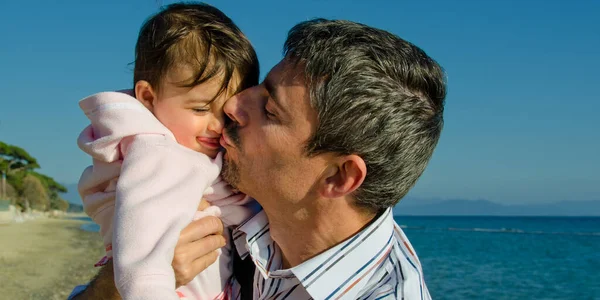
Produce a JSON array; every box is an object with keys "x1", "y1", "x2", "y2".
[{"x1": 74, "y1": 18, "x2": 445, "y2": 299}]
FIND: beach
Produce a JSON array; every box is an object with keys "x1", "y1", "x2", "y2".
[{"x1": 0, "y1": 216, "x2": 104, "y2": 300}]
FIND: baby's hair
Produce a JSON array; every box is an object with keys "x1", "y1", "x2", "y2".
[{"x1": 134, "y1": 2, "x2": 259, "y2": 98}]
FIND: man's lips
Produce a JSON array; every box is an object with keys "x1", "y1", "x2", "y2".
[
  {"x1": 197, "y1": 137, "x2": 220, "y2": 149},
  {"x1": 220, "y1": 131, "x2": 233, "y2": 148}
]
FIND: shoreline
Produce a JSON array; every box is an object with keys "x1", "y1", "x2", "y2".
[{"x1": 0, "y1": 215, "x2": 104, "y2": 299}]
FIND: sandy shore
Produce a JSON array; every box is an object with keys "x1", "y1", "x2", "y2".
[{"x1": 0, "y1": 215, "x2": 104, "y2": 299}]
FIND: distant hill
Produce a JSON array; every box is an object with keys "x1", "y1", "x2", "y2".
[
  {"x1": 61, "y1": 182, "x2": 599, "y2": 216},
  {"x1": 394, "y1": 198, "x2": 600, "y2": 216}
]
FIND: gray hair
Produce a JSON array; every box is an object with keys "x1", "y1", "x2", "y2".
[{"x1": 284, "y1": 19, "x2": 446, "y2": 212}]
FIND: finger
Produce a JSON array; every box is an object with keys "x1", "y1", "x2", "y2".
[
  {"x1": 198, "y1": 199, "x2": 210, "y2": 211},
  {"x1": 173, "y1": 235, "x2": 225, "y2": 287},
  {"x1": 174, "y1": 250, "x2": 220, "y2": 287},
  {"x1": 178, "y1": 216, "x2": 224, "y2": 245},
  {"x1": 190, "y1": 250, "x2": 220, "y2": 276},
  {"x1": 173, "y1": 233, "x2": 226, "y2": 270},
  {"x1": 186, "y1": 234, "x2": 227, "y2": 257}
]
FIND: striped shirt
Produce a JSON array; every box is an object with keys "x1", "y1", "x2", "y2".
[{"x1": 228, "y1": 208, "x2": 431, "y2": 300}]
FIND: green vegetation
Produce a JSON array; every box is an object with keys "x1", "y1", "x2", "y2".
[{"x1": 0, "y1": 141, "x2": 70, "y2": 212}]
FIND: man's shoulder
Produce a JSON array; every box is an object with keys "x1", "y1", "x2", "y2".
[{"x1": 354, "y1": 214, "x2": 431, "y2": 299}]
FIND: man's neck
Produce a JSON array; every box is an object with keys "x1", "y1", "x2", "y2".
[{"x1": 265, "y1": 200, "x2": 376, "y2": 269}]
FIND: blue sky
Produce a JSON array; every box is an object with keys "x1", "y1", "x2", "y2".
[{"x1": 1, "y1": 0, "x2": 598, "y2": 204}]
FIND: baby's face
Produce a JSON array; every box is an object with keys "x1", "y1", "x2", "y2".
[{"x1": 151, "y1": 66, "x2": 240, "y2": 158}]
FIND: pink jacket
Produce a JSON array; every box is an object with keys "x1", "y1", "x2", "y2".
[{"x1": 77, "y1": 91, "x2": 254, "y2": 300}]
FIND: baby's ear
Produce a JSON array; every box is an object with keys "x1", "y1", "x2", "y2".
[{"x1": 134, "y1": 80, "x2": 157, "y2": 112}]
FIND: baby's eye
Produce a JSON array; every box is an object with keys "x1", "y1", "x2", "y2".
[{"x1": 192, "y1": 107, "x2": 209, "y2": 113}]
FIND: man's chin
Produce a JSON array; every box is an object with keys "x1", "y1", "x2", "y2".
[{"x1": 221, "y1": 155, "x2": 241, "y2": 190}]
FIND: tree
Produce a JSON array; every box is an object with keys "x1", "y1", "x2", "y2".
[
  {"x1": 50, "y1": 197, "x2": 70, "y2": 211},
  {"x1": 4, "y1": 182, "x2": 17, "y2": 202},
  {"x1": 30, "y1": 172, "x2": 67, "y2": 193},
  {"x1": 31, "y1": 172, "x2": 69, "y2": 211},
  {"x1": 0, "y1": 141, "x2": 40, "y2": 174},
  {"x1": 22, "y1": 175, "x2": 49, "y2": 211},
  {"x1": 1, "y1": 141, "x2": 40, "y2": 200},
  {"x1": 1, "y1": 141, "x2": 69, "y2": 211}
]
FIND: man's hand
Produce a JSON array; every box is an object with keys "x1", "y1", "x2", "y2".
[{"x1": 173, "y1": 214, "x2": 226, "y2": 287}]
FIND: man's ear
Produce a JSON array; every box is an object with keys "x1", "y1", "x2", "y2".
[
  {"x1": 134, "y1": 80, "x2": 157, "y2": 112},
  {"x1": 320, "y1": 155, "x2": 367, "y2": 198}
]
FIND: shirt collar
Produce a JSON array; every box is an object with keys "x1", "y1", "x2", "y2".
[{"x1": 233, "y1": 208, "x2": 396, "y2": 300}]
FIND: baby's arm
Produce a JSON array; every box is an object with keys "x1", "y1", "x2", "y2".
[
  {"x1": 112, "y1": 134, "x2": 220, "y2": 300},
  {"x1": 69, "y1": 214, "x2": 225, "y2": 300}
]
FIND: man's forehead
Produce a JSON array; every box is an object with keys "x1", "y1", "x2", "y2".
[
  {"x1": 266, "y1": 59, "x2": 306, "y2": 90},
  {"x1": 262, "y1": 59, "x2": 318, "y2": 140},
  {"x1": 265, "y1": 59, "x2": 318, "y2": 129}
]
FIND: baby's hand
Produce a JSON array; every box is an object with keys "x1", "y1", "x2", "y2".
[
  {"x1": 192, "y1": 199, "x2": 222, "y2": 224},
  {"x1": 197, "y1": 199, "x2": 210, "y2": 211},
  {"x1": 195, "y1": 198, "x2": 222, "y2": 219}
]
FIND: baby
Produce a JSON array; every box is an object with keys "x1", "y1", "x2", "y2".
[{"x1": 77, "y1": 3, "x2": 259, "y2": 300}]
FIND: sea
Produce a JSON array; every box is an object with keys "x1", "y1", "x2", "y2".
[
  {"x1": 79, "y1": 216, "x2": 600, "y2": 299},
  {"x1": 394, "y1": 216, "x2": 600, "y2": 300}
]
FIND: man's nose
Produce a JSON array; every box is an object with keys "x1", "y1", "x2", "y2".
[{"x1": 224, "y1": 89, "x2": 252, "y2": 127}]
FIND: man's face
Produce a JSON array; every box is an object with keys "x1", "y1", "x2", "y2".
[{"x1": 220, "y1": 60, "x2": 327, "y2": 211}]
